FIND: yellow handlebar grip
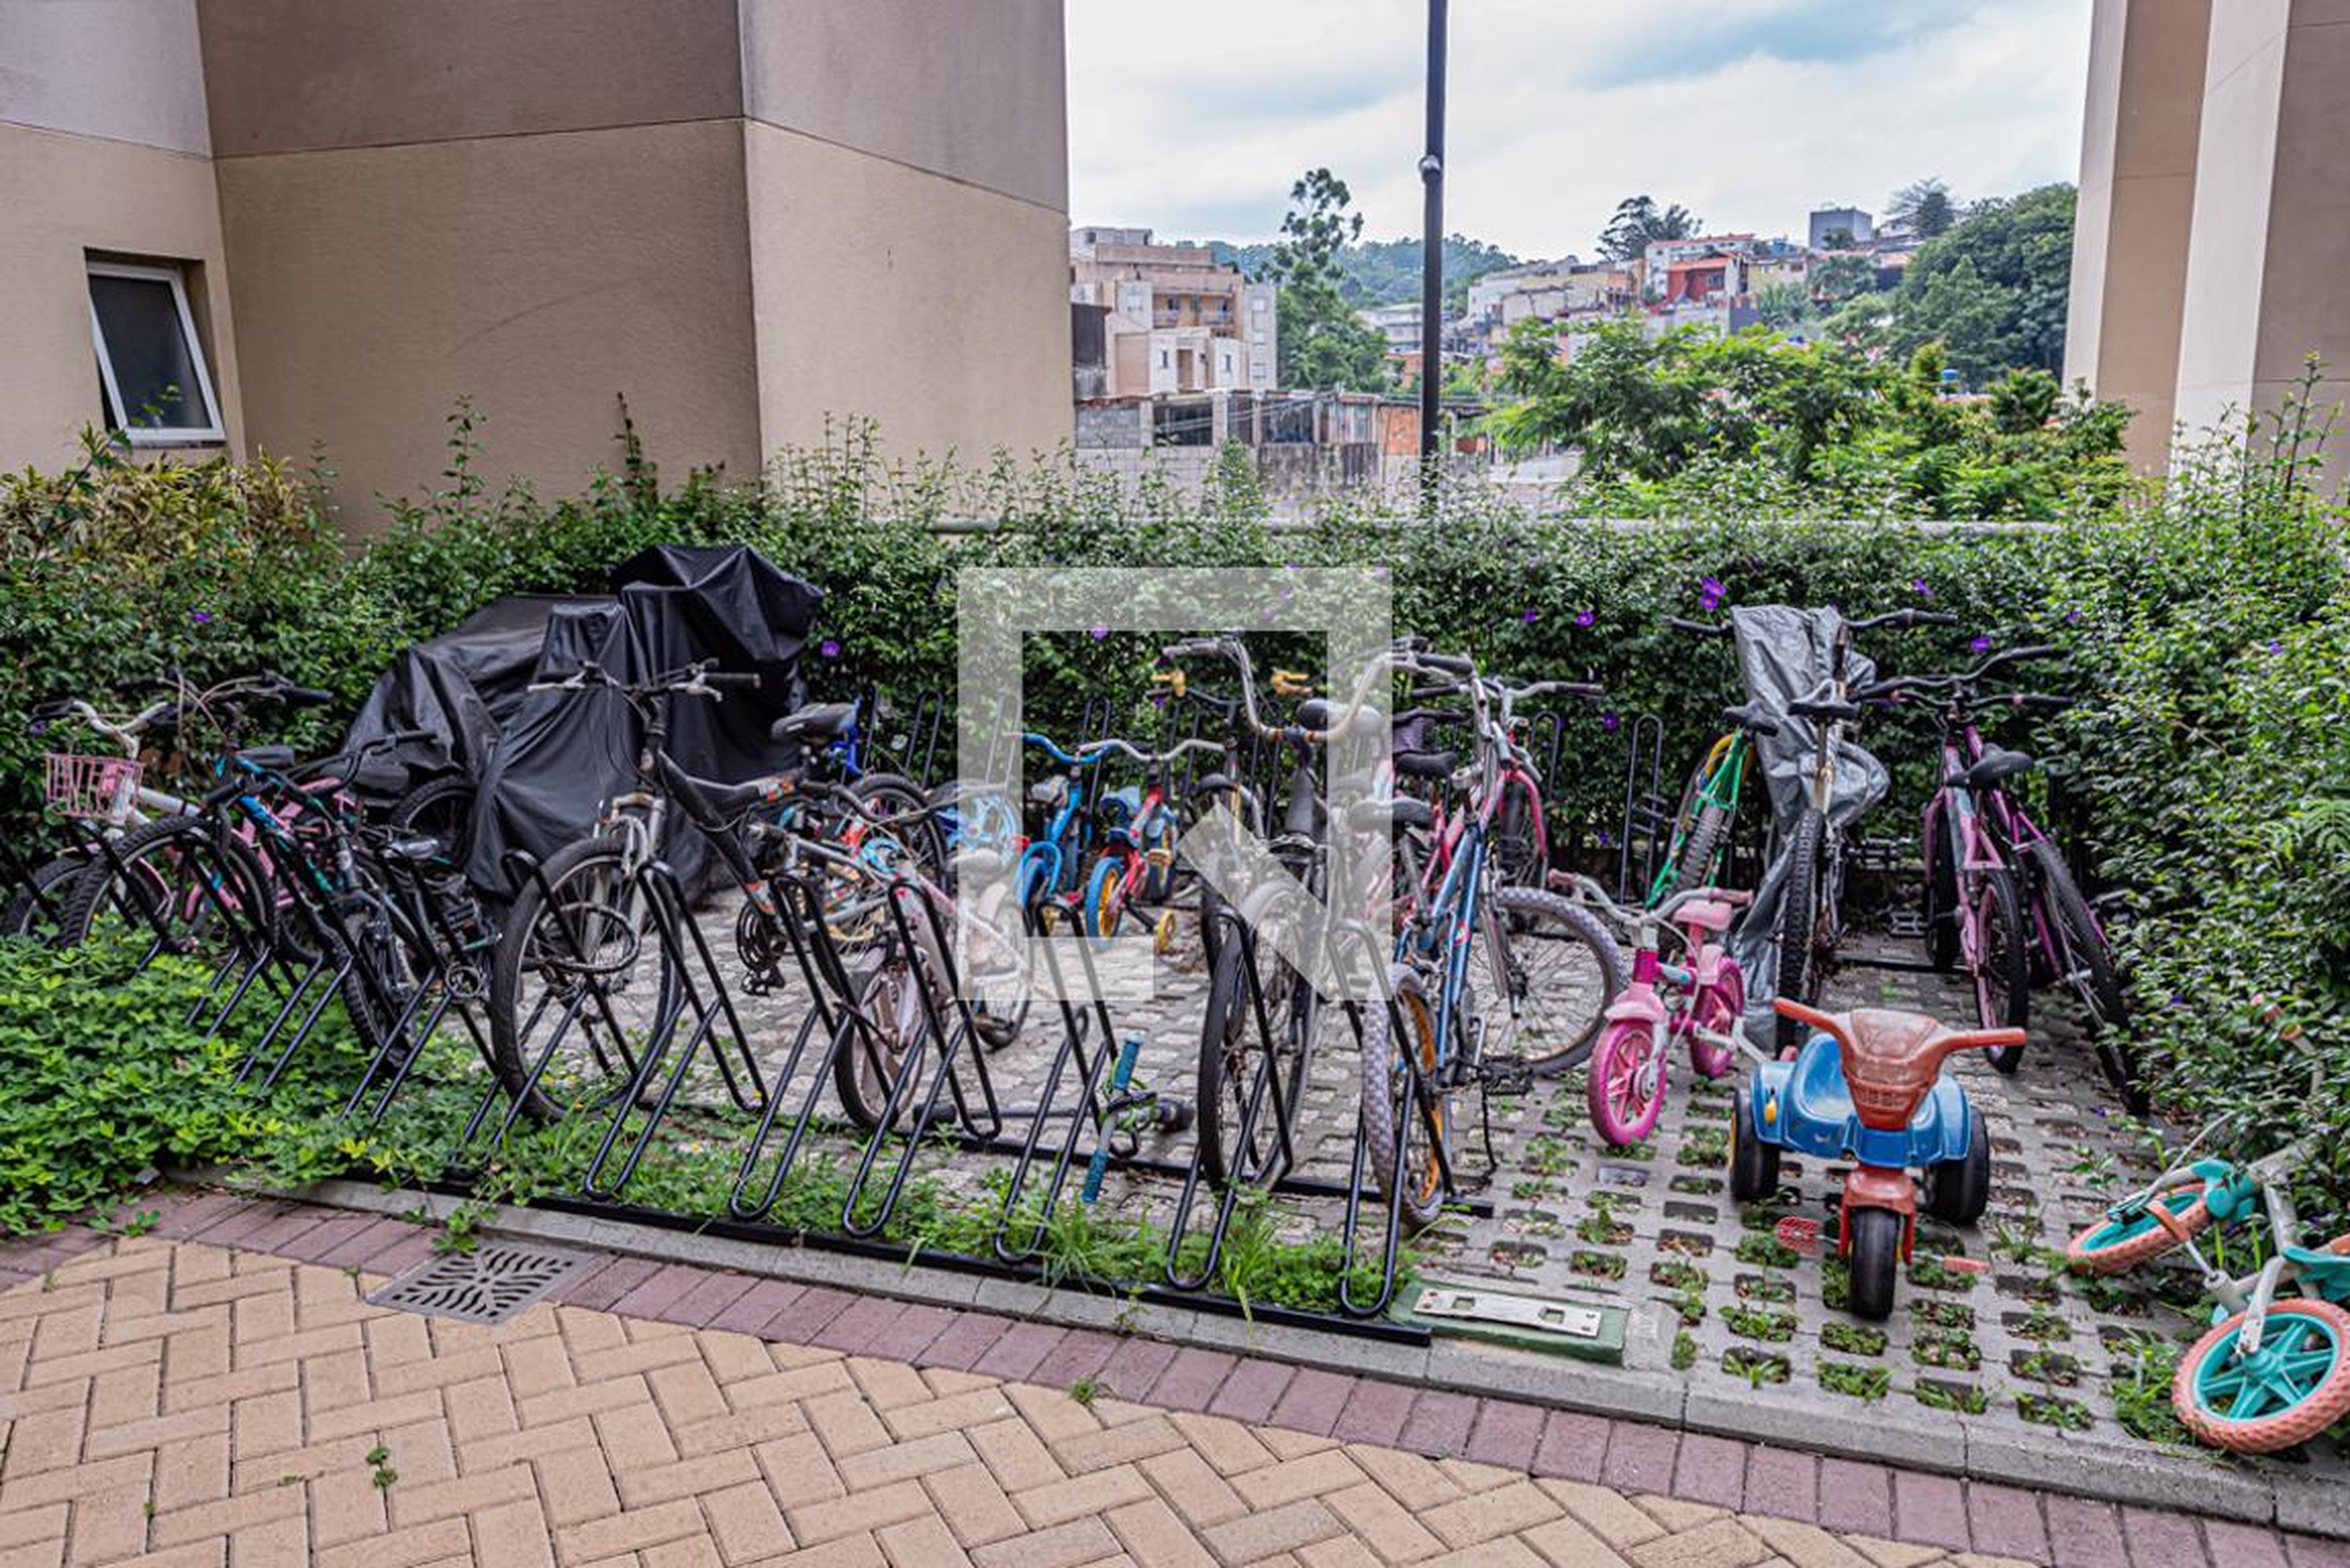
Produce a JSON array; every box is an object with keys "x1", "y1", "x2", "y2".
[
  {"x1": 1151, "y1": 668, "x2": 1188, "y2": 699},
  {"x1": 1270, "y1": 669, "x2": 1314, "y2": 697}
]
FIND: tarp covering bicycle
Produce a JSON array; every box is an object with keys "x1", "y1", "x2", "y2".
[
  {"x1": 341, "y1": 595, "x2": 603, "y2": 799},
  {"x1": 1724, "y1": 605, "x2": 1891, "y2": 1048},
  {"x1": 463, "y1": 545, "x2": 823, "y2": 897}
]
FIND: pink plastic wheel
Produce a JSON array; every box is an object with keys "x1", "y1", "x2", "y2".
[
  {"x1": 1687, "y1": 957, "x2": 1745, "y2": 1080},
  {"x1": 1587, "y1": 1018, "x2": 1665, "y2": 1147}
]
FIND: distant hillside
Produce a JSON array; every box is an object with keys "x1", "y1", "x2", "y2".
[{"x1": 1207, "y1": 234, "x2": 1523, "y2": 310}]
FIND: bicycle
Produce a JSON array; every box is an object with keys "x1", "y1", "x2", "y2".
[
  {"x1": 1012, "y1": 731, "x2": 1113, "y2": 930},
  {"x1": 487, "y1": 662, "x2": 1005, "y2": 1127},
  {"x1": 1647, "y1": 617, "x2": 1782, "y2": 904},
  {"x1": 2065, "y1": 1054, "x2": 2350, "y2": 1451},
  {"x1": 1077, "y1": 736, "x2": 1222, "y2": 950},
  {"x1": 1362, "y1": 650, "x2": 1624, "y2": 1227},
  {"x1": 1885, "y1": 649, "x2": 2140, "y2": 1105},
  {"x1": 1764, "y1": 607, "x2": 1956, "y2": 1054},
  {"x1": 1559, "y1": 876, "x2": 1748, "y2": 1146}
]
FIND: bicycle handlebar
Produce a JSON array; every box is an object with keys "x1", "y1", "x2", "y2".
[
  {"x1": 528, "y1": 660, "x2": 743, "y2": 701},
  {"x1": 1078, "y1": 736, "x2": 1224, "y2": 767},
  {"x1": 1023, "y1": 731, "x2": 1116, "y2": 769},
  {"x1": 1668, "y1": 617, "x2": 1733, "y2": 638},
  {"x1": 1848, "y1": 608, "x2": 1961, "y2": 632}
]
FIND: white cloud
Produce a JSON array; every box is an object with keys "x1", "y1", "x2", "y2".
[{"x1": 1065, "y1": 0, "x2": 2091, "y2": 258}]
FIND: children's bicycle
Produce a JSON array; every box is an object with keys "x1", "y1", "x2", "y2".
[
  {"x1": 1013, "y1": 731, "x2": 1110, "y2": 929},
  {"x1": 2067, "y1": 1093, "x2": 2350, "y2": 1452},
  {"x1": 1560, "y1": 876, "x2": 1748, "y2": 1146},
  {"x1": 1078, "y1": 737, "x2": 1219, "y2": 950}
]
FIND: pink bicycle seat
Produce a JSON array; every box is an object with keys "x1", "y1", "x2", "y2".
[{"x1": 1679, "y1": 898, "x2": 1737, "y2": 933}]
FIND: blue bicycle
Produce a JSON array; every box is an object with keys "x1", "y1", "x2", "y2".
[{"x1": 1013, "y1": 731, "x2": 1112, "y2": 928}]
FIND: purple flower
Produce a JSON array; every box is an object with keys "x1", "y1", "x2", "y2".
[
  {"x1": 2266, "y1": 639, "x2": 2284, "y2": 655},
  {"x1": 1699, "y1": 592, "x2": 1722, "y2": 613},
  {"x1": 190, "y1": 610, "x2": 212, "y2": 624},
  {"x1": 1088, "y1": 624, "x2": 1109, "y2": 641},
  {"x1": 2064, "y1": 609, "x2": 2084, "y2": 625},
  {"x1": 1911, "y1": 578, "x2": 1933, "y2": 599},
  {"x1": 1522, "y1": 608, "x2": 1540, "y2": 625},
  {"x1": 1969, "y1": 635, "x2": 1992, "y2": 654},
  {"x1": 818, "y1": 638, "x2": 840, "y2": 659},
  {"x1": 1600, "y1": 710, "x2": 1621, "y2": 734},
  {"x1": 1573, "y1": 609, "x2": 1595, "y2": 629},
  {"x1": 1699, "y1": 577, "x2": 1724, "y2": 597},
  {"x1": 1597, "y1": 828, "x2": 1617, "y2": 848}
]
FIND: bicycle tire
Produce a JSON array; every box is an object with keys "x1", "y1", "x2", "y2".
[
  {"x1": 1486, "y1": 884, "x2": 1625, "y2": 1075},
  {"x1": 1922, "y1": 798, "x2": 1961, "y2": 971},
  {"x1": 1669, "y1": 802, "x2": 1733, "y2": 898},
  {"x1": 1971, "y1": 867, "x2": 2031, "y2": 1069},
  {"x1": 487, "y1": 834, "x2": 677, "y2": 1122},
  {"x1": 849, "y1": 773, "x2": 942, "y2": 879},
  {"x1": 2, "y1": 851, "x2": 92, "y2": 942},
  {"x1": 386, "y1": 776, "x2": 476, "y2": 861},
  {"x1": 1771, "y1": 811, "x2": 1826, "y2": 1056},
  {"x1": 1195, "y1": 914, "x2": 1313, "y2": 1187},
  {"x1": 1359, "y1": 963, "x2": 1448, "y2": 1231},
  {"x1": 1493, "y1": 775, "x2": 1547, "y2": 889},
  {"x1": 2024, "y1": 840, "x2": 2137, "y2": 1095},
  {"x1": 332, "y1": 891, "x2": 429, "y2": 1069},
  {"x1": 54, "y1": 815, "x2": 274, "y2": 961}
]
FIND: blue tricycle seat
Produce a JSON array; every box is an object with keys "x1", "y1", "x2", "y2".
[{"x1": 1749, "y1": 1029, "x2": 1977, "y2": 1172}]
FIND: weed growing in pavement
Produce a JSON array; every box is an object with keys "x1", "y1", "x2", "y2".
[
  {"x1": 1912, "y1": 1379, "x2": 1990, "y2": 1416},
  {"x1": 2017, "y1": 1393, "x2": 2093, "y2": 1432},
  {"x1": 1723, "y1": 1347, "x2": 1791, "y2": 1387},
  {"x1": 1737, "y1": 1233, "x2": 1800, "y2": 1270},
  {"x1": 1722, "y1": 1305, "x2": 1797, "y2": 1343},
  {"x1": 1672, "y1": 1331, "x2": 1699, "y2": 1371},
  {"x1": 1819, "y1": 1361, "x2": 1890, "y2": 1400},
  {"x1": 1821, "y1": 1321, "x2": 1886, "y2": 1357},
  {"x1": 1911, "y1": 1331, "x2": 1983, "y2": 1372},
  {"x1": 2107, "y1": 1334, "x2": 2197, "y2": 1450},
  {"x1": 1068, "y1": 1375, "x2": 1103, "y2": 1408}
]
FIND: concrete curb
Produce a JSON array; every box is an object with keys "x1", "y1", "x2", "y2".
[{"x1": 219, "y1": 1171, "x2": 2341, "y2": 1540}]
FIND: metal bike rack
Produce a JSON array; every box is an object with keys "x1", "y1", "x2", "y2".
[{"x1": 1616, "y1": 712, "x2": 1671, "y2": 902}]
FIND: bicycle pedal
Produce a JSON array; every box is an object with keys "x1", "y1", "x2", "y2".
[{"x1": 1477, "y1": 1053, "x2": 1535, "y2": 1096}]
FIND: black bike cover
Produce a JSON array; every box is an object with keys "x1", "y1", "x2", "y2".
[
  {"x1": 341, "y1": 595, "x2": 600, "y2": 798},
  {"x1": 1721, "y1": 605, "x2": 1890, "y2": 1048},
  {"x1": 460, "y1": 545, "x2": 823, "y2": 898}
]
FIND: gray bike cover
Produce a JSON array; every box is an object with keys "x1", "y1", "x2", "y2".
[{"x1": 1722, "y1": 605, "x2": 1889, "y2": 1048}]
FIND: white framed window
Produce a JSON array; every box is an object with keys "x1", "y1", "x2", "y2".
[{"x1": 87, "y1": 260, "x2": 223, "y2": 445}]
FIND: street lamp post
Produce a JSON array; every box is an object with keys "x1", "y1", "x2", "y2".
[{"x1": 1419, "y1": 0, "x2": 1448, "y2": 496}]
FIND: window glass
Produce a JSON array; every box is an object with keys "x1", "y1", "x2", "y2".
[{"x1": 89, "y1": 267, "x2": 217, "y2": 437}]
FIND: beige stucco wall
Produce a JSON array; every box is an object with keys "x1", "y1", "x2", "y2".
[
  {"x1": 2064, "y1": 0, "x2": 2209, "y2": 468},
  {"x1": 0, "y1": 0, "x2": 212, "y2": 154},
  {"x1": 744, "y1": 121, "x2": 1073, "y2": 461},
  {"x1": 0, "y1": 122, "x2": 244, "y2": 469},
  {"x1": 213, "y1": 121, "x2": 763, "y2": 522}
]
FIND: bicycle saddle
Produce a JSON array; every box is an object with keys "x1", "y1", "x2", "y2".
[
  {"x1": 1346, "y1": 797, "x2": 1433, "y2": 832},
  {"x1": 1028, "y1": 774, "x2": 1067, "y2": 806},
  {"x1": 1786, "y1": 695, "x2": 1862, "y2": 724},
  {"x1": 1721, "y1": 701, "x2": 1781, "y2": 737},
  {"x1": 1959, "y1": 745, "x2": 2037, "y2": 790},
  {"x1": 1294, "y1": 698, "x2": 1336, "y2": 731},
  {"x1": 1774, "y1": 999, "x2": 2023, "y2": 1132},
  {"x1": 770, "y1": 701, "x2": 857, "y2": 744},
  {"x1": 1395, "y1": 749, "x2": 1454, "y2": 781},
  {"x1": 232, "y1": 745, "x2": 297, "y2": 772}
]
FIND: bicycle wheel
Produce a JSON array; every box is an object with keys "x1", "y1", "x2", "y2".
[
  {"x1": 488, "y1": 834, "x2": 679, "y2": 1122},
  {"x1": 1771, "y1": 812, "x2": 1826, "y2": 1056},
  {"x1": 1669, "y1": 802, "x2": 1733, "y2": 898},
  {"x1": 1970, "y1": 867, "x2": 2030, "y2": 1068},
  {"x1": 55, "y1": 815, "x2": 274, "y2": 965},
  {"x1": 2024, "y1": 840, "x2": 2141, "y2": 1107},
  {"x1": 2, "y1": 851, "x2": 92, "y2": 943},
  {"x1": 1492, "y1": 776, "x2": 1547, "y2": 889},
  {"x1": 1195, "y1": 917, "x2": 1313, "y2": 1187},
  {"x1": 2176, "y1": 1299, "x2": 2350, "y2": 1454},
  {"x1": 1479, "y1": 885, "x2": 1624, "y2": 1075},
  {"x1": 831, "y1": 934, "x2": 933, "y2": 1131},
  {"x1": 1922, "y1": 798, "x2": 1961, "y2": 971},
  {"x1": 1586, "y1": 1018, "x2": 1665, "y2": 1146},
  {"x1": 1360, "y1": 964, "x2": 1449, "y2": 1230},
  {"x1": 331, "y1": 888, "x2": 431, "y2": 1068},
  {"x1": 849, "y1": 773, "x2": 942, "y2": 879},
  {"x1": 387, "y1": 777, "x2": 476, "y2": 861}
]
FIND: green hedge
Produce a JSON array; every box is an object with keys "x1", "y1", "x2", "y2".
[{"x1": 4, "y1": 411, "x2": 2343, "y2": 1213}]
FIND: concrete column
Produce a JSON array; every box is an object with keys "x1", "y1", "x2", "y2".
[
  {"x1": 2173, "y1": 0, "x2": 2350, "y2": 465},
  {"x1": 2064, "y1": 0, "x2": 2210, "y2": 469}
]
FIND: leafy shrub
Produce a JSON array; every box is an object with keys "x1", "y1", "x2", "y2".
[{"x1": 0, "y1": 940, "x2": 290, "y2": 1234}]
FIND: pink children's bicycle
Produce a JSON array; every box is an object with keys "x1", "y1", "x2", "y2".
[{"x1": 1558, "y1": 873, "x2": 1749, "y2": 1146}]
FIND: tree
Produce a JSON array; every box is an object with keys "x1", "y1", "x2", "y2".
[
  {"x1": 1890, "y1": 184, "x2": 2076, "y2": 381},
  {"x1": 1267, "y1": 170, "x2": 1392, "y2": 392},
  {"x1": 1810, "y1": 254, "x2": 1878, "y2": 305},
  {"x1": 1887, "y1": 177, "x2": 1958, "y2": 239},
  {"x1": 1754, "y1": 282, "x2": 1815, "y2": 334},
  {"x1": 1597, "y1": 195, "x2": 1703, "y2": 262}
]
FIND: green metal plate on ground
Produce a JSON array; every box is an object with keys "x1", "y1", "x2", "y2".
[{"x1": 1398, "y1": 1281, "x2": 1628, "y2": 1364}]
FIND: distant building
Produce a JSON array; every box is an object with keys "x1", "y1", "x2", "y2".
[
  {"x1": 1359, "y1": 302, "x2": 1423, "y2": 356},
  {"x1": 1069, "y1": 228, "x2": 1276, "y2": 397},
  {"x1": 1641, "y1": 235, "x2": 1758, "y2": 300},
  {"x1": 1808, "y1": 207, "x2": 1875, "y2": 250}
]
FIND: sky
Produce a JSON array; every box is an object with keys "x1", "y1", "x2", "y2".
[{"x1": 1064, "y1": 0, "x2": 2092, "y2": 260}]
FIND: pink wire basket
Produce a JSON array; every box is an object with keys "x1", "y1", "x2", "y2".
[{"x1": 44, "y1": 752, "x2": 143, "y2": 824}]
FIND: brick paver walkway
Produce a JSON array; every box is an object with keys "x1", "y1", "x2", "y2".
[{"x1": 2, "y1": 1221, "x2": 2337, "y2": 1568}]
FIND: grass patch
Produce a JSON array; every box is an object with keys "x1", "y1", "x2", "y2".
[
  {"x1": 1821, "y1": 1321, "x2": 1887, "y2": 1357},
  {"x1": 1819, "y1": 1361, "x2": 1891, "y2": 1401}
]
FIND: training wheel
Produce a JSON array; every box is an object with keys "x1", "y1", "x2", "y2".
[{"x1": 1153, "y1": 910, "x2": 1177, "y2": 956}]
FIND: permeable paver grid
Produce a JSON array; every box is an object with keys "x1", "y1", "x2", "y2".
[{"x1": 0, "y1": 1230, "x2": 2333, "y2": 1568}]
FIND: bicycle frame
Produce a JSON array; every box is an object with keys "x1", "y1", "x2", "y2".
[{"x1": 1644, "y1": 730, "x2": 1750, "y2": 907}]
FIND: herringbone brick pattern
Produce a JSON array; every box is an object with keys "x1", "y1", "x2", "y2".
[{"x1": 0, "y1": 1237, "x2": 2327, "y2": 1568}]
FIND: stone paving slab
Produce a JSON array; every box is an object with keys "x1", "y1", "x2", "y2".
[{"x1": 4, "y1": 1225, "x2": 2339, "y2": 1568}]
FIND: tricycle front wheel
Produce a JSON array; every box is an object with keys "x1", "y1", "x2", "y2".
[{"x1": 1846, "y1": 1206, "x2": 1904, "y2": 1321}]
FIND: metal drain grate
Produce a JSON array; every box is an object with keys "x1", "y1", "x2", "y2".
[{"x1": 366, "y1": 1241, "x2": 590, "y2": 1324}]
